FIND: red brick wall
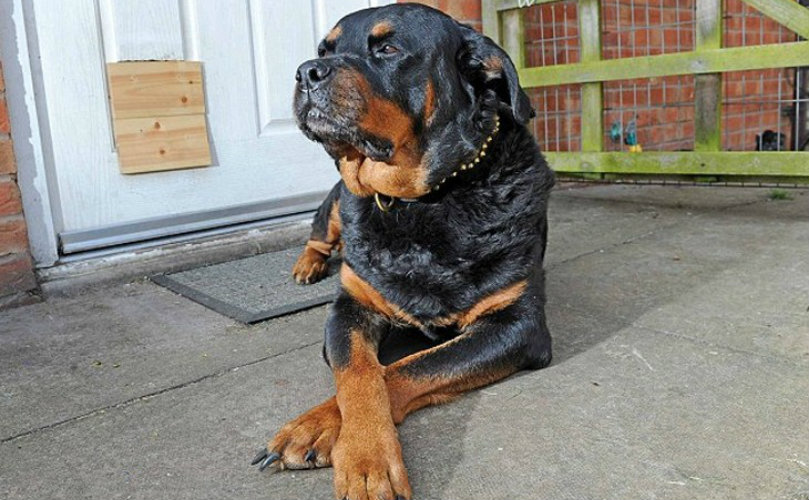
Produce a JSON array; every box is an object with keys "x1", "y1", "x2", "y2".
[
  {"x1": 403, "y1": 0, "x2": 800, "y2": 153},
  {"x1": 0, "y1": 61, "x2": 38, "y2": 307},
  {"x1": 407, "y1": 0, "x2": 482, "y2": 30}
]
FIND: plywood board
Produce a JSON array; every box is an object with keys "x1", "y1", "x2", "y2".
[
  {"x1": 114, "y1": 114, "x2": 211, "y2": 174},
  {"x1": 107, "y1": 60, "x2": 210, "y2": 173},
  {"x1": 107, "y1": 61, "x2": 205, "y2": 119}
]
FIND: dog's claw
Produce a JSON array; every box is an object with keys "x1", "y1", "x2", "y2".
[
  {"x1": 258, "y1": 452, "x2": 281, "y2": 471},
  {"x1": 303, "y1": 449, "x2": 317, "y2": 463},
  {"x1": 250, "y1": 448, "x2": 268, "y2": 465}
]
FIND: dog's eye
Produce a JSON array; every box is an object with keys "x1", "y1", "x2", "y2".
[{"x1": 376, "y1": 44, "x2": 399, "y2": 56}]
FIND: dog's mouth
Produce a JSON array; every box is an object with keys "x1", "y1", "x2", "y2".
[{"x1": 296, "y1": 102, "x2": 393, "y2": 162}]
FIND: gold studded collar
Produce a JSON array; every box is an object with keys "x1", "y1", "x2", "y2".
[{"x1": 374, "y1": 115, "x2": 501, "y2": 212}]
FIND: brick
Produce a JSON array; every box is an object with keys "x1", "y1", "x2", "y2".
[
  {"x1": 0, "y1": 178, "x2": 23, "y2": 216},
  {"x1": 0, "y1": 216, "x2": 30, "y2": 256},
  {"x1": 439, "y1": 0, "x2": 481, "y2": 23},
  {"x1": 0, "y1": 253, "x2": 37, "y2": 297},
  {"x1": 401, "y1": 0, "x2": 440, "y2": 8},
  {"x1": 0, "y1": 139, "x2": 15, "y2": 175},
  {"x1": 0, "y1": 98, "x2": 9, "y2": 134}
]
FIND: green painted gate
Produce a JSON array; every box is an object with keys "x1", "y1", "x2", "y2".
[{"x1": 482, "y1": 0, "x2": 809, "y2": 183}]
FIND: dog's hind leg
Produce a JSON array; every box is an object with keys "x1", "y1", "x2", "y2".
[{"x1": 292, "y1": 181, "x2": 343, "y2": 284}]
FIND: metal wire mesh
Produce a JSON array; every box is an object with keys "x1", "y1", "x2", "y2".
[
  {"x1": 722, "y1": 0, "x2": 805, "y2": 152},
  {"x1": 528, "y1": 84, "x2": 583, "y2": 152},
  {"x1": 523, "y1": 1, "x2": 582, "y2": 152},
  {"x1": 522, "y1": 0, "x2": 808, "y2": 155},
  {"x1": 602, "y1": 0, "x2": 696, "y2": 59},
  {"x1": 603, "y1": 75, "x2": 695, "y2": 152}
]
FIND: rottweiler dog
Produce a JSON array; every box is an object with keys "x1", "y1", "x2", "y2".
[{"x1": 252, "y1": 4, "x2": 554, "y2": 499}]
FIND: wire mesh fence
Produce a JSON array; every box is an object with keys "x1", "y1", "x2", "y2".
[{"x1": 522, "y1": 0, "x2": 808, "y2": 160}]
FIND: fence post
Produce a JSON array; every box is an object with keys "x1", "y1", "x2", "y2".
[
  {"x1": 578, "y1": 0, "x2": 604, "y2": 153},
  {"x1": 695, "y1": 0, "x2": 723, "y2": 152},
  {"x1": 481, "y1": 0, "x2": 501, "y2": 44},
  {"x1": 501, "y1": 8, "x2": 526, "y2": 70}
]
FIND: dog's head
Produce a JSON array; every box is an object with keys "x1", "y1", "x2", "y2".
[{"x1": 293, "y1": 3, "x2": 533, "y2": 198}]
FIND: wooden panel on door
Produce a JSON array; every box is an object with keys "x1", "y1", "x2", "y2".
[
  {"x1": 107, "y1": 61, "x2": 211, "y2": 174},
  {"x1": 107, "y1": 61, "x2": 205, "y2": 119}
]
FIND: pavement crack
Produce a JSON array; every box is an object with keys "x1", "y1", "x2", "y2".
[
  {"x1": 547, "y1": 228, "x2": 663, "y2": 270},
  {"x1": 642, "y1": 326, "x2": 807, "y2": 368},
  {"x1": 0, "y1": 340, "x2": 321, "y2": 444},
  {"x1": 547, "y1": 195, "x2": 769, "y2": 272}
]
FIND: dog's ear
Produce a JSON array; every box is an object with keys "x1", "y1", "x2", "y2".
[{"x1": 457, "y1": 25, "x2": 534, "y2": 123}]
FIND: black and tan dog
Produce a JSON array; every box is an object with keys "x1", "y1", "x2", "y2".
[{"x1": 252, "y1": 4, "x2": 554, "y2": 499}]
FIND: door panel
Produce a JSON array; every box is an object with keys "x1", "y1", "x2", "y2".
[{"x1": 31, "y1": 0, "x2": 391, "y2": 252}]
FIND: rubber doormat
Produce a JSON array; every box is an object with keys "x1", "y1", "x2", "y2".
[{"x1": 152, "y1": 247, "x2": 340, "y2": 323}]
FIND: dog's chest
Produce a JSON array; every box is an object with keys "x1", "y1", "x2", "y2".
[{"x1": 341, "y1": 191, "x2": 541, "y2": 320}]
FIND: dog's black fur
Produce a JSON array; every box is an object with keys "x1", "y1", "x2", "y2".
[{"x1": 253, "y1": 4, "x2": 554, "y2": 499}]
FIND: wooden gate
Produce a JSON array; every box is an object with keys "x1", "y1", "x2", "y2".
[{"x1": 483, "y1": 0, "x2": 809, "y2": 183}]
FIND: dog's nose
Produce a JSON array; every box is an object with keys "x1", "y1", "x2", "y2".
[{"x1": 296, "y1": 60, "x2": 333, "y2": 91}]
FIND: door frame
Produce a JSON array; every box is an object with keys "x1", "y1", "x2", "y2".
[{"x1": 0, "y1": 0, "x2": 60, "y2": 266}]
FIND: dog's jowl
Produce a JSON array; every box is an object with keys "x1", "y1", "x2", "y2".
[{"x1": 251, "y1": 5, "x2": 555, "y2": 499}]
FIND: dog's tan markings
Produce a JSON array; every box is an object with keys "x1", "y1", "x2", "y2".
[
  {"x1": 325, "y1": 25, "x2": 342, "y2": 43},
  {"x1": 328, "y1": 69, "x2": 430, "y2": 199},
  {"x1": 357, "y1": 157, "x2": 431, "y2": 199},
  {"x1": 456, "y1": 280, "x2": 527, "y2": 328},
  {"x1": 386, "y1": 365, "x2": 517, "y2": 423},
  {"x1": 340, "y1": 264, "x2": 423, "y2": 327},
  {"x1": 338, "y1": 155, "x2": 376, "y2": 198},
  {"x1": 332, "y1": 330, "x2": 412, "y2": 500},
  {"x1": 383, "y1": 280, "x2": 529, "y2": 423},
  {"x1": 267, "y1": 397, "x2": 341, "y2": 469},
  {"x1": 292, "y1": 200, "x2": 341, "y2": 284},
  {"x1": 385, "y1": 329, "x2": 523, "y2": 424},
  {"x1": 340, "y1": 153, "x2": 431, "y2": 200},
  {"x1": 358, "y1": 82, "x2": 415, "y2": 157},
  {"x1": 424, "y1": 79, "x2": 436, "y2": 126},
  {"x1": 429, "y1": 280, "x2": 528, "y2": 328},
  {"x1": 370, "y1": 20, "x2": 394, "y2": 38},
  {"x1": 483, "y1": 55, "x2": 504, "y2": 79}
]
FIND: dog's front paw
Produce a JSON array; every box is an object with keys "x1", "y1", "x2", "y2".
[
  {"x1": 332, "y1": 422, "x2": 411, "y2": 500},
  {"x1": 252, "y1": 397, "x2": 340, "y2": 470},
  {"x1": 292, "y1": 246, "x2": 329, "y2": 284}
]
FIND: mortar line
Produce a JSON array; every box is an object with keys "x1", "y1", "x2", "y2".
[{"x1": 0, "y1": 340, "x2": 322, "y2": 444}]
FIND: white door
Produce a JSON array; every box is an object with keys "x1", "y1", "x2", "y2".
[{"x1": 12, "y1": 0, "x2": 392, "y2": 257}]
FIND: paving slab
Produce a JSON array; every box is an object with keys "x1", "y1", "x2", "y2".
[
  {"x1": 0, "y1": 185, "x2": 807, "y2": 500},
  {"x1": 0, "y1": 283, "x2": 327, "y2": 439}
]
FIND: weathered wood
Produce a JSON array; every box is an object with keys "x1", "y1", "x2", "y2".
[
  {"x1": 519, "y1": 41, "x2": 809, "y2": 87},
  {"x1": 114, "y1": 114, "x2": 211, "y2": 174},
  {"x1": 546, "y1": 151, "x2": 809, "y2": 176},
  {"x1": 494, "y1": 0, "x2": 561, "y2": 11},
  {"x1": 741, "y1": 0, "x2": 809, "y2": 39},
  {"x1": 107, "y1": 61, "x2": 205, "y2": 119},
  {"x1": 501, "y1": 8, "x2": 526, "y2": 69},
  {"x1": 481, "y1": 0, "x2": 500, "y2": 43},
  {"x1": 578, "y1": 0, "x2": 603, "y2": 152},
  {"x1": 694, "y1": 0, "x2": 722, "y2": 151}
]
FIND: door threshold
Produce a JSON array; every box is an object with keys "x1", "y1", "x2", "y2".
[{"x1": 37, "y1": 213, "x2": 313, "y2": 298}]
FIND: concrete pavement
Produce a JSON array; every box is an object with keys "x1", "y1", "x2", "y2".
[{"x1": 1, "y1": 185, "x2": 807, "y2": 500}]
